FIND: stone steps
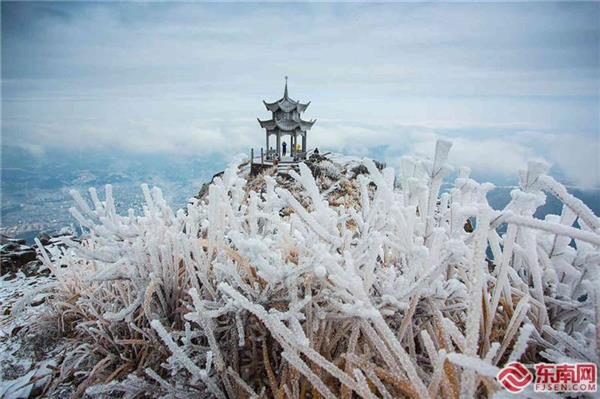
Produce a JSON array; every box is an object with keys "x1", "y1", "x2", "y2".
[{"x1": 277, "y1": 163, "x2": 299, "y2": 174}]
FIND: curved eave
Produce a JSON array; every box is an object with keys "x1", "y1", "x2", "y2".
[
  {"x1": 257, "y1": 118, "x2": 276, "y2": 129},
  {"x1": 300, "y1": 119, "x2": 316, "y2": 130},
  {"x1": 263, "y1": 98, "x2": 311, "y2": 113},
  {"x1": 259, "y1": 118, "x2": 316, "y2": 132},
  {"x1": 263, "y1": 100, "x2": 279, "y2": 112},
  {"x1": 297, "y1": 101, "x2": 311, "y2": 112}
]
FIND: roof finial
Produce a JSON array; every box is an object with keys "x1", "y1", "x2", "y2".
[{"x1": 284, "y1": 76, "x2": 289, "y2": 99}]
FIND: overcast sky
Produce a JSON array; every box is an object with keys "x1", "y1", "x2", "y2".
[{"x1": 2, "y1": 2, "x2": 599, "y2": 187}]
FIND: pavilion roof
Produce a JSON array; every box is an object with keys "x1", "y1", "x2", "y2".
[
  {"x1": 257, "y1": 117, "x2": 316, "y2": 131},
  {"x1": 263, "y1": 78, "x2": 310, "y2": 113}
]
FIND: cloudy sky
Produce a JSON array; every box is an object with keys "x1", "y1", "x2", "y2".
[{"x1": 2, "y1": 2, "x2": 599, "y2": 187}]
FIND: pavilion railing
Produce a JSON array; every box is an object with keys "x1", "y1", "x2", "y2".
[{"x1": 251, "y1": 148, "x2": 313, "y2": 166}]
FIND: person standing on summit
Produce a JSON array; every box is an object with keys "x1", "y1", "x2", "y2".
[{"x1": 282, "y1": 141, "x2": 287, "y2": 156}]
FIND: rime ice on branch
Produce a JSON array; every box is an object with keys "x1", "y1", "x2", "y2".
[{"x1": 22, "y1": 141, "x2": 600, "y2": 398}]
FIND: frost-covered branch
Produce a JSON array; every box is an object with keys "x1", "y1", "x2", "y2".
[{"x1": 22, "y1": 140, "x2": 599, "y2": 398}]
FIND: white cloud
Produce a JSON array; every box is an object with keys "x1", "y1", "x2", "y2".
[
  {"x1": 311, "y1": 123, "x2": 530, "y2": 176},
  {"x1": 514, "y1": 131, "x2": 600, "y2": 189},
  {"x1": 2, "y1": 3, "x2": 598, "y2": 190},
  {"x1": 309, "y1": 121, "x2": 599, "y2": 189}
]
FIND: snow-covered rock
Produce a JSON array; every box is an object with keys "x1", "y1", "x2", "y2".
[{"x1": 0, "y1": 233, "x2": 75, "y2": 276}]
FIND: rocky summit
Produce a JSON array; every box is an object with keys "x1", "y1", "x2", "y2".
[{"x1": 0, "y1": 233, "x2": 77, "y2": 277}]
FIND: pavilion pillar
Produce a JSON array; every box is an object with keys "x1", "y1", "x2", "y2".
[
  {"x1": 276, "y1": 133, "x2": 281, "y2": 157},
  {"x1": 266, "y1": 134, "x2": 270, "y2": 158},
  {"x1": 302, "y1": 134, "x2": 307, "y2": 155}
]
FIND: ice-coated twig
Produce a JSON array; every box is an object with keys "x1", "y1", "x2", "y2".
[
  {"x1": 150, "y1": 319, "x2": 225, "y2": 399},
  {"x1": 21, "y1": 139, "x2": 599, "y2": 398}
]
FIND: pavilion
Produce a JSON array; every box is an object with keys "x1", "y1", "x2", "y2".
[{"x1": 251, "y1": 78, "x2": 316, "y2": 174}]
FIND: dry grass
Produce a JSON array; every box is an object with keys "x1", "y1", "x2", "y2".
[{"x1": 17, "y1": 143, "x2": 599, "y2": 398}]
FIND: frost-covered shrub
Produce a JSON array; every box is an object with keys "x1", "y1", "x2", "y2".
[
  {"x1": 316, "y1": 160, "x2": 342, "y2": 180},
  {"x1": 23, "y1": 140, "x2": 599, "y2": 398}
]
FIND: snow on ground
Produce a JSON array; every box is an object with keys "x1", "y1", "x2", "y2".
[{"x1": 0, "y1": 273, "x2": 58, "y2": 398}]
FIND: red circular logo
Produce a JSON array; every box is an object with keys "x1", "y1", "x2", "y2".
[{"x1": 497, "y1": 362, "x2": 533, "y2": 393}]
